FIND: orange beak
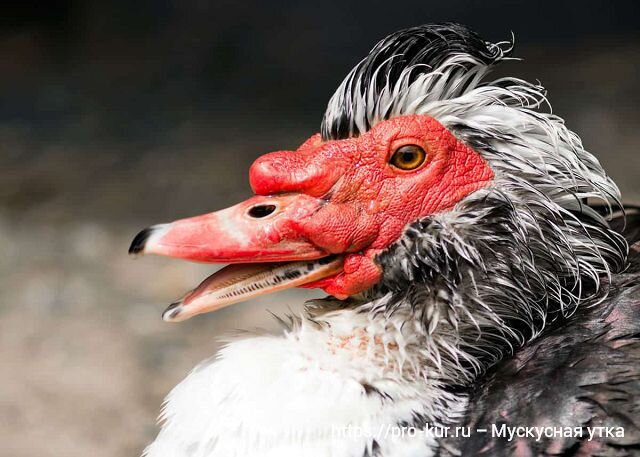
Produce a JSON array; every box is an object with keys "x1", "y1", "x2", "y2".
[{"x1": 129, "y1": 194, "x2": 345, "y2": 321}]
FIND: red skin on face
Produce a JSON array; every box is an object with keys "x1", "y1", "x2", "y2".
[{"x1": 249, "y1": 115, "x2": 494, "y2": 297}]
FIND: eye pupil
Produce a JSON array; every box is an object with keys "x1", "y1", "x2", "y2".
[
  {"x1": 401, "y1": 151, "x2": 415, "y2": 162},
  {"x1": 390, "y1": 144, "x2": 427, "y2": 170}
]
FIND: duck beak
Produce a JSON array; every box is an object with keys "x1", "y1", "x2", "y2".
[{"x1": 128, "y1": 194, "x2": 344, "y2": 321}]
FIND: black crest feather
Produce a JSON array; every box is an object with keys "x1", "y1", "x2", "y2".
[{"x1": 321, "y1": 23, "x2": 507, "y2": 140}]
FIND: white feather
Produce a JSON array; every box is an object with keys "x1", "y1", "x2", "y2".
[{"x1": 144, "y1": 308, "x2": 466, "y2": 457}]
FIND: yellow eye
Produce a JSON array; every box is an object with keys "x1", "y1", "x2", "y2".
[{"x1": 390, "y1": 144, "x2": 427, "y2": 171}]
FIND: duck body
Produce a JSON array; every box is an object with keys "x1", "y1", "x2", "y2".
[
  {"x1": 147, "y1": 245, "x2": 640, "y2": 457},
  {"x1": 440, "y1": 244, "x2": 640, "y2": 457}
]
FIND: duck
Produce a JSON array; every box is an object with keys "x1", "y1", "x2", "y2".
[{"x1": 129, "y1": 23, "x2": 640, "y2": 457}]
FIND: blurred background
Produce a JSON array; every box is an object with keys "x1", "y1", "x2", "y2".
[{"x1": 1, "y1": 1, "x2": 638, "y2": 455}]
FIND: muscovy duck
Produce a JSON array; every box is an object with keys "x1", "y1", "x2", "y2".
[{"x1": 129, "y1": 23, "x2": 640, "y2": 457}]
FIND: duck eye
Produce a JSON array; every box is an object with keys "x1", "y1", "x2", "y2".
[{"x1": 390, "y1": 144, "x2": 427, "y2": 171}]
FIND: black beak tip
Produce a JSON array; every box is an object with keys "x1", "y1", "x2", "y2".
[
  {"x1": 129, "y1": 227, "x2": 154, "y2": 255},
  {"x1": 162, "y1": 302, "x2": 183, "y2": 322}
]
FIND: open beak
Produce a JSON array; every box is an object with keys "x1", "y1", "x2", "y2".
[{"x1": 128, "y1": 194, "x2": 344, "y2": 321}]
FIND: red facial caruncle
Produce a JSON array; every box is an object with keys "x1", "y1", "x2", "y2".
[{"x1": 129, "y1": 114, "x2": 494, "y2": 321}]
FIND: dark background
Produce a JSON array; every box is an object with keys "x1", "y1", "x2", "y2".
[{"x1": 1, "y1": 1, "x2": 638, "y2": 456}]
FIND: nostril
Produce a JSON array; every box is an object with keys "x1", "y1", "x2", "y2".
[{"x1": 247, "y1": 204, "x2": 277, "y2": 218}]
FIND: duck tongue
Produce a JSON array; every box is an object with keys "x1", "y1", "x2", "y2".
[{"x1": 162, "y1": 255, "x2": 344, "y2": 322}]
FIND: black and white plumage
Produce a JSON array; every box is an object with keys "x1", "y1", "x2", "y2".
[
  {"x1": 136, "y1": 24, "x2": 640, "y2": 457},
  {"x1": 439, "y1": 236, "x2": 640, "y2": 457}
]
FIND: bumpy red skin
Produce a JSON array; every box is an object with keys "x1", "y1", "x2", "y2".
[{"x1": 249, "y1": 115, "x2": 494, "y2": 297}]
